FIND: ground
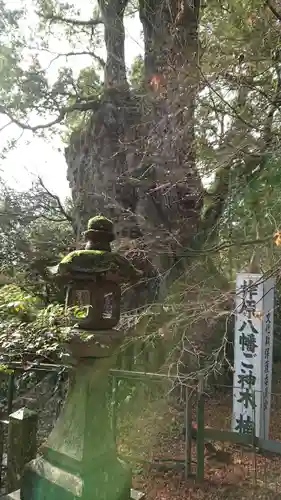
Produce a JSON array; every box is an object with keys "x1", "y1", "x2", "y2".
[{"x1": 116, "y1": 380, "x2": 281, "y2": 500}]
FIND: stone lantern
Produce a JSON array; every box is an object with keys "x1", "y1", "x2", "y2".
[{"x1": 18, "y1": 216, "x2": 142, "y2": 500}]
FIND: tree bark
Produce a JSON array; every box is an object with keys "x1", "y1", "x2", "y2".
[
  {"x1": 98, "y1": 0, "x2": 129, "y2": 88},
  {"x1": 136, "y1": 0, "x2": 203, "y2": 280},
  {"x1": 66, "y1": 0, "x2": 204, "y2": 297}
]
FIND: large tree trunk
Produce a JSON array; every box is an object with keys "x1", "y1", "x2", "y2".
[
  {"x1": 66, "y1": 0, "x2": 203, "y2": 299},
  {"x1": 99, "y1": 0, "x2": 128, "y2": 88},
  {"x1": 136, "y1": 0, "x2": 202, "y2": 277}
]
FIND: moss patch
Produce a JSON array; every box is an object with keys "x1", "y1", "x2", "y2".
[
  {"x1": 58, "y1": 250, "x2": 142, "y2": 281},
  {"x1": 60, "y1": 250, "x2": 106, "y2": 264},
  {"x1": 87, "y1": 215, "x2": 114, "y2": 231}
]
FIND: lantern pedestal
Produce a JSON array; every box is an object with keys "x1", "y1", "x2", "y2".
[
  {"x1": 9, "y1": 215, "x2": 144, "y2": 500},
  {"x1": 19, "y1": 333, "x2": 131, "y2": 500}
]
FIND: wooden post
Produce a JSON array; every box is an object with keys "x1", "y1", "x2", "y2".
[
  {"x1": 123, "y1": 342, "x2": 134, "y2": 371},
  {"x1": 111, "y1": 374, "x2": 117, "y2": 447},
  {"x1": 116, "y1": 350, "x2": 123, "y2": 369},
  {"x1": 7, "y1": 373, "x2": 15, "y2": 415},
  {"x1": 0, "y1": 420, "x2": 5, "y2": 490},
  {"x1": 7, "y1": 407, "x2": 37, "y2": 493},
  {"x1": 156, "y1": 337, "x2": 166, "y2": 370},
  {"x1": 184, "y1": 385, "x2": 193, "y2": 479},
  {"x1": 196, "y1": 377, "x2": 205, "y2": 482},
  {"x1": 142, "y1": 343, "x2": 150, "y2": 372}
]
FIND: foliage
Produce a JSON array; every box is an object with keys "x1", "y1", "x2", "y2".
[
  {"x1": 188, "y1": 0, "x2": 281, "y2": 269},
  {"x1": 129, "y1": 55, "x2": 144, "y2": 89},
  {"x1": 62, "y1": 65, "x2": 103, "y2": 142},
  {"x1": 217, "y1": 152, "x2": 281, "y2": 277},
  {"x1": 0, "y1": 285, "x2": 68, "y2": 363},
  {"x1": 0, "y1": 0, "x2": 106, "y2": 145},
  {"x1": 0, "y1": 283, "x2": 130, "y2": 364},
  {"x1": 0, "y1": 282, "x2": 101, "y2": 363},
  {"x1": 0, "y1": 179, "x2": 74, "y2": 302},
  {"x1": 0, "y1": 285, "x2": 40, "y2": 321}
]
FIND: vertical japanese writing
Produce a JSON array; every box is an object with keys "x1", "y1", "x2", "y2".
[
  {"x1": 260, "y1": 278, "x2": 275, "y2": 439},
  {"x1": 237, "y1": 279, "x2": 258, "y2": 318},
  {"x1": 263, "y1": 312, "x2": 270, "y2": 412},
  {"x1": 233, "y1": 274, "x2": 263, "y2": 436},
  {"x1": 233, "y1": 275, "x2": 275, "y2": 439}
]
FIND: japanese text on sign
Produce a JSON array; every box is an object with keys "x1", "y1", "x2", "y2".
[
  {"x1": 233, "y1": 274, "x2": 274, "y2": 439},
  {"x1": 233, "y1": 275, "x2": 263, "y2": 437}
]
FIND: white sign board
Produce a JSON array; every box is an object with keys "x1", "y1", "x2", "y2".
[
  {"x1": 232, "y1": 274, "x2": 275, "y2": 439},
  {"x1": 261, "y1": 278, "x2": 275, "y2": 438}
]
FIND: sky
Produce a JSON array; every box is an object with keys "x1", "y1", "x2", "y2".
[{"x1": 0, "y1": 1, "x2": 143, "y2": 200}]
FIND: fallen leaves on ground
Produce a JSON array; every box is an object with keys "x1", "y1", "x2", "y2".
[{"x1": 116, "y1": 384, "x2": 281, "y2": 499}]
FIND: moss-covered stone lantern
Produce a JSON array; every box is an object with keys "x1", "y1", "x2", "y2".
[
  {"x1": 58, "y1": 215, "x2": 141, "y2": 333},
  {"x1": 19, "y1": 216, "x2": 142, "y2": 500}
]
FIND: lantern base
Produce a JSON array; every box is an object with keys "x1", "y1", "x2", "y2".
[
  {"x1": 1, "y1": 493, "x2": 20, "y2": 500},
  {"x1": 18, "y1": 354, "x2": 131, "y2": 500},
  {"x1": 63, "y1": 328, "x2": 125, "y2": 359},
  {"x1": 2, "y1": 488, "x2": 144, "y2": 500},
  {"x1": 20, "y1": 454, "x2": 131, "y2": 500}
]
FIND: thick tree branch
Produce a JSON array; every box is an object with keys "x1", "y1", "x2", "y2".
[
  {"x1": 194, "y1": 0, "x2": 201, "y2": 19},
  {"x1": 38, "y1": 50, "x2": 106, "y2": 69},
  {"x1": 241, "y1": 62, "x2": 281, "y2": 181},
  {"x1": 0, "y1": 99, "x2": 100, "y2": 132},
  {"x1": 266, "y1": 0, "x2": 281, "y2": 21},
  {"x1": 59, "y1": 51, "x2": 105, "y2": 67},
  {"x1": 98, "y1": 0, "x2": 129, "y2": 87},
  {"x1": 43, "y1": 13, "x2": 103, "y2": 27}
]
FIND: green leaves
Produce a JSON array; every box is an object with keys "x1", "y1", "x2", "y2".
[
  {"x1": 0, "y1": 285, "x2": 70, "y2": 362},
  {"x1": 0, "y1": 0, "x2": 103, "y2": 139},
  {"x1": 0, "y1": 179, "x2": 73, "y2": 301},
  {"x1": 63, "y1": 65, "x2": 102, "y2": 140},
  {"x1": 129, "y1": 55, "x2": 144, "y2": 89},
  {"x1": 0, "y1": 285, "x2": 40, "y2": 323}
]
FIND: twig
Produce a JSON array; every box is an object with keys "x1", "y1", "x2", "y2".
[
  {"x1": 180, "y1": 235, "x2": 273, "y2": 257},
  {"x1": 37, "y1": 177, "x2": 73, "y2": 224},
  {"x1": 266, "y1": 0, "x2": 281, "y2": 22}
]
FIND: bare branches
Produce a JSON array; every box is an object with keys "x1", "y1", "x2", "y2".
[
  {"x1": 37, "y1": 177, "x2": 73, "y2": 225},
  {"x1": 182, "y1": 234, "x2": 273, "y2": 257},
  {"x1": 0, "y1": 120, "x2": 12, "y2": 133},
  {"x1": 200, "y1": 69, "x2": 258, "y2": 131}
]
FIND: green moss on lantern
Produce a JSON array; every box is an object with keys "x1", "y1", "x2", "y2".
[
  {"x1": 50, "y1": 215, "x2": 142, "y2": 283},
  {"x1": 58, "y1": 249, "x2": 141, "y2": 281},
  {"x1": 60, "y1": 250, "x2": 106, "y2": 264},
  {"x1": 87, "y1": 215, "x2": 114, "y2": 232}
]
